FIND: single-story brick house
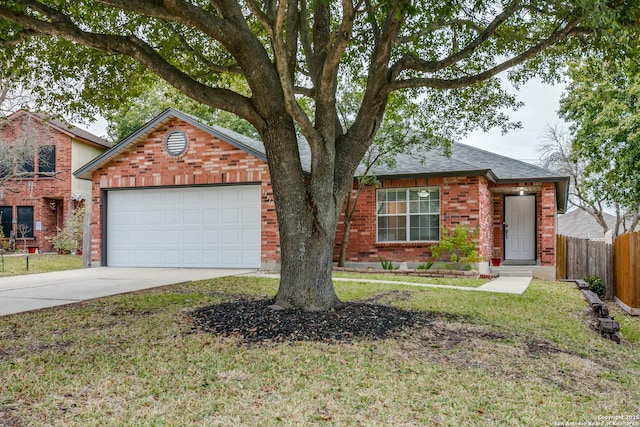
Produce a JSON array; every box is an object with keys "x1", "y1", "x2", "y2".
[{"x1": 75, "y1": 108, "x2": 568, "y2": 279}]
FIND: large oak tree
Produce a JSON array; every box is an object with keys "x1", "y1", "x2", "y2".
[{"x1": 0, "y1": 0, "x2": 637, "y2": 310}]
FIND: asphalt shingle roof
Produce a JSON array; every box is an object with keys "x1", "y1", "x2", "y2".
[
  {"x1": 368, "y1": 143, "x2": 567, "y2": 182},
  {"x1": 558, "y1": 209, "x2": 616, "y2": 240},
  {"x1": 75, "y1": 107, "x2": 569, "y2": 212}
]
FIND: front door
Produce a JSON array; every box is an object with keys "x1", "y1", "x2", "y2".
[{"x1": 504, "y1": 195, "x2": 536, "y2": 261}]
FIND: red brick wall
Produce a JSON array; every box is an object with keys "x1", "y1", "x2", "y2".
[
  {"x1": 334, "y1": 175, "x2": 492, "y2": 263},
  {"x1": 89, "y1": 117, "x2": 280, "y2": 265},
  {"x1": 336, "y1": 177, "x2": 558, "y2": 266},
  {"x1": 0, "y1": 113, "x2": 75, "y2": 251},
  {"x1": 539, "y1": 182, "x2": 557, "y2": 265}
]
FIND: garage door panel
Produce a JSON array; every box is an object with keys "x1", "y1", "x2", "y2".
[
  {"x1": 183, "y1": 230, "x2": 201, "y2": 243},
  {"x1": 107, "y1": 185, "x2": 261, "y2": 268},
  {"x1": 243, "y1": 229, "x2": 260, "y2": 244},
  {"x1": 165, "y1": 209, "x2": 183, "y2": 224},
  {"x1": 164, "y1": 230, "x2": 183, "y2": 244},
  {"x1": 147, "y1": 211, "x2": 164, "y2": 225},
  {"x1": 183, "y1": 209, "x2": 200, "y2": 224},
  {"x1": 202, "y1": 229, "x2": 220, "y2": 244},
  {"x1": 222, "y1": 229, "x2": 241, "y2": 244},
  {"x1": 222, "y1": 208, "x2": 241, "y2": 224},
  {"x1": 203, "y1": 209, "x2": 220, "y2": 224}
]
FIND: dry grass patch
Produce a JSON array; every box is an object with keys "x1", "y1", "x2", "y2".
[{"x1": 0, "y1": 277, "x2": 639, "y2": 426}]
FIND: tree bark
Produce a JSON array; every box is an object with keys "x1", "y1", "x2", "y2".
[
  {"x1": 259, "y1": 122, "x2": 349, "y2": 311},
  {"x1": 338, "y1": 213, "x2": 352, "y2": 268}
]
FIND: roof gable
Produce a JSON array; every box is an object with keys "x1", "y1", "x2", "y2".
[
  {"x1": 3, "y1": 110, "x2": 110, "y2": 148},
  {"x1": 74, "y1": 108, "x2": 268, "y2": 180}
]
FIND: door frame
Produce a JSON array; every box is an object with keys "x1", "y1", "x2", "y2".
[{"x1": 503, "y1": 194, "x2": 537, "y2": 261}]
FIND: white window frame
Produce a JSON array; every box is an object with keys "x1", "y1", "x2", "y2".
[{"x1": 376, "y1": 187, "x2": 440, "y2": 243}]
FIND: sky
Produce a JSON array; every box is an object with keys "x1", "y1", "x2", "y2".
[
  {"x1": 459, "y1": 77, "x2": 566, "y2": 165},
  {"x1": 85, "y1": 77, "x2": 567, "y2": 166}
]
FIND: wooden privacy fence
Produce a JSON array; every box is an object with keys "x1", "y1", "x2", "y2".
[
  {"x1": 556, "y1": 234, "x2": 613, "y2": 298},
  {"x1": 556, "y1": 232, "x2": 640, "y2": 314},
  {"x1": 612, "y1": 232, "x2": 640, "y2": 315}
]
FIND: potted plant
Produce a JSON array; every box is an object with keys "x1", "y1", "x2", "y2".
[{"x1": 490, "y1": 249, "x2": 501, "y2": 266}]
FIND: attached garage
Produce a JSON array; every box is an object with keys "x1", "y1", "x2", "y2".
[{"x1": 105, "y1": 185, "x2": 262, "y2": 268}]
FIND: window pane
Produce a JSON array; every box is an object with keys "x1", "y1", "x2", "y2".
[
  {"x1": 409, "y1": 214, "x2": 440, "y2": 241},
  {"x1": 19, "y1": 152, "x2": 34, "y2": 175},
  {"x1": 17, "y1": 206, "x2": 34, "y2": 238},
  {"x1": 38, "y1": 145, "x2": 56, "y2": 176},
  {"x1": 378, "y1": 215, "x2": 406, "y2": 242},
  {"x1": 0, "y1": 206, "x2": 12, "y2": 238}
]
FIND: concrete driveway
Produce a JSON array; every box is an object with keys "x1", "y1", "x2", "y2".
[{"x1": 0, "y1": 267, "x2": 254, "y2": 316}]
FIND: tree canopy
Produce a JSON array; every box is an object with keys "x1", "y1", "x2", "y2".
[
  {"x1": 1, "y1": 0, "x2": 638, "y2": 310},
  {"x1": 539, "y1": 125, "x2": 640, "y2": 237},
  {"x1": 559, "y1": 57, "x2": 640, "y2": 211}
]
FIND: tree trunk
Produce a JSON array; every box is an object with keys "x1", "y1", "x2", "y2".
[
  {"x1": 259, "y1": 124, "x2": 352, "y2": 311},
  {"x1": 338, "y1": 217, "x2": 352, "y2": 268},
  {"x1": 275, "y1": 219, "x2": 342, "y2": 311}
]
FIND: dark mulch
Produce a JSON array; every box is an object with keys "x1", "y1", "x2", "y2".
[{"x1": 189, "y1": 297, "x2": 437, "y2": 343}]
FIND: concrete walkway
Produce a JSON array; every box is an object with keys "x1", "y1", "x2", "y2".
[
  {"x1": 244, "y1": 273, "x2": 533, "y2": 295},
  {"x1": 0, "y1": 267, "x2": 253, "y2": 316}
]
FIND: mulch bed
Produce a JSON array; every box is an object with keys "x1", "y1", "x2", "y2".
[{"x1": 189, "y1": 295, "x2": 437, "y2": 343}]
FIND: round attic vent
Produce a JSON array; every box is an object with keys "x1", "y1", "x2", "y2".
[{"x1": 165, "y1": 130, "x2": 188, "y2": 156}]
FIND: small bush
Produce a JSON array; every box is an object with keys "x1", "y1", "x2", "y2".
[
  {"x1": 430, "y1": 225, "x2": 483, "y2": 264},
  {"x1": 583, "y1": 275, "x2": 606, "y2": 298},
  {"x1": 379, "y1": 258, "x2": 396, "y2": 270},
  {"x1": 418, "y1": 261, "x2": 433, "y2": 270},
  {"x1": 46, "y1": 206, "x2": 85, "y2": 254}
]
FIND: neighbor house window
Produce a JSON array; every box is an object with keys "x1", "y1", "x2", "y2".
[
  {"x1": 377, "y1": 187, "x2": 440, "y2": 242},
  {"x1": 17, "y1": 206, "x2": 34, "y2": 238},
  {"x1": 38, "y1": 145, "x2": 56, "y2": 177},
  {"x1": 18, "y1": 152, "x2": 34, "y2": 176},
  {"x1": 0, "y1": 206, "x2": 12, "y2": 238}
]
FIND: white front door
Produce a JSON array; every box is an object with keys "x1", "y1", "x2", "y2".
[{"x1": 504, "y1": 195, "x2": 536, "y2": 261}]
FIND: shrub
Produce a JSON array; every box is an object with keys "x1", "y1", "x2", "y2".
[
  {"x1": 418, "y1": 261, "x2": 433, "y2": 270},
  {"x1": 430, "y1": 225, "x2": 483, "y2": 264},
  {"x1": 379, "y1": 257, "x2": 396, "y2": 270},
  {"x1": 583, "y1": 275, "x2": 606, "y2": 298},
  {"x1": 46, "y1": 206, "x2": 85, "y2": 254}
]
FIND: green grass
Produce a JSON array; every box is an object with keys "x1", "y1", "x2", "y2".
[
  {"x1": 333, "y1": 271, "x2": 488, "y2": 287},
  {"x1": 0, "y1": 254, "x2": 82, "y2": 277},
  {"x1": 0, "y1": 276, "x2": 638, "y2": 426}
]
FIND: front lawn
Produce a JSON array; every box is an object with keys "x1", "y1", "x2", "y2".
[
  {"x1": 0, "y1": 276, "x2": 638, "y2": 426},
  {"x1": 333, "y1": 271, "x2": 489, "y2": 287},
  {"x1": 0, "y1": 254, "x2": 82, "y2": 277}
]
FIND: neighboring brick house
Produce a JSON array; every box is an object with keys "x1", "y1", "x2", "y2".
[
  {"x1": 0, "y1": 110, "x2": 110, "y2": 252},
  {"x1": 75, "y1": 108, "x2": 569, "y2": 279}
]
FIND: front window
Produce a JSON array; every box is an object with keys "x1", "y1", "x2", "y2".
[
  {"x1": 38, "y1": 145, "x2": 56, "y2": 176},
  {"x1": 0, "y1": 206, "x2": 12, "y2": 238},
  {"x1": 17, "y1": 206, "x2": 34, "y2": 238},
  {"x1": 377, "y1": 187, "x2": 440, "y2": 242}
]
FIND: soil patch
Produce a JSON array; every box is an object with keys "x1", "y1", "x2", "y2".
[{"x1": 189, "y1": 297, "x2": 436, "y2": 343}]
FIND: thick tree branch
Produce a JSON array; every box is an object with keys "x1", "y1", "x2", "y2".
[
  {"x1": 391, "y1": 20, "x2": 588, "y2": 91},
  {"x1": 163, "y1": 21, "x2": 243, "y2": 75},
  {"x1": 272, "y1": 0, "x2": 318, "y2": 141},
  {"x1": 0, "y1": 3, "x2": 262, "y2": 127},
  {"x1": 391, "y1": 1, "x2": 527, "y2": 78}
]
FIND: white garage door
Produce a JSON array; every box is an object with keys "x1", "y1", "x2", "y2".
[{"x1": 106, "y1": 185, "x2": 261, "y2": 268}]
